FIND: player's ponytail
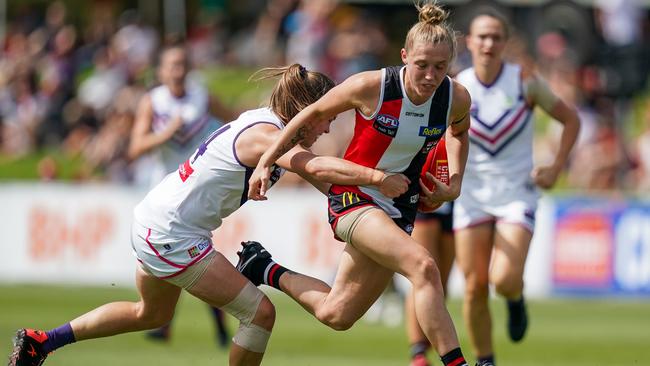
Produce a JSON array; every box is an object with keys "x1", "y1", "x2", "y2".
[
  {"x1": 405, "y1": 1, "x2": 457, "y2": 63},
  {"x1": 250, "y1": 64, "x2": 335, "y2": 125}
]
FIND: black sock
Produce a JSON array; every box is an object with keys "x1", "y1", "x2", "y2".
[
  {"x1": 245, "y1": 255, "x2": 272, "y2": 286},
  {"x1": 210, "y1": 307, "x2": 228, "y2": 334},
  {"x1": 477, "y1": 354, "x2": 495, "y2": 365},
  {"x1": 440, "y1": 347, "x2": 467, "y2": 366},
  {"x1": 262, "y1": 261, "x2": 289, "y2": 290},
  {"x1": 507, "y1": 296, "x2": 524, "y2": 307},
  {"x1": 410, "y1": 340, "x2": 430, "y2": 358}
]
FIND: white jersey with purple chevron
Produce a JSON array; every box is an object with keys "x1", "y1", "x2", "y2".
[
  {"x1": 456, "y1": 63, "x2": 534, "y2": 177},
  {"x1": 149, "y1": 82, "x2": 222, "y2": 180},
  {"x1": 134, "y1": 107, "x2": 285, "y2": 240},
  {"x1": 454, "y1": 63, "x2": 539, "y2": 231}
]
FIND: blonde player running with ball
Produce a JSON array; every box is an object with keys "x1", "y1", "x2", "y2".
[{"x1": 244, "y1": 2, "x2": 473, "y2": 365}]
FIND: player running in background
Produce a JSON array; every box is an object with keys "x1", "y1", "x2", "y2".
[
  {"x1": 406, "y1": 201, "x2": 455, "y2": 366},
  {"x1": 453, "y1": 8, "x2": 580, "y2": 366},
  {"x1": 243, "y1": 2, "x2": 472, "y2": 365},
  {"x1": 127, "y1": 40, "x2": 237, "y2": 347},
  {"x1": 8, "y1": 64, "x2": 409, "y2": 366},
  {"x1": 128, "y1": 40, "x2": 236, "y2": 187}
]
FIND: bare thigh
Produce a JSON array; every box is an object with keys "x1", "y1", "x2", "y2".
[
  {"x1": 454, "y1": 223, "x2": 494, "y2": 286},
  {"x1": 491, "y1": 223, "x2": 532, "y2": 283},
  {"x1": 348, "y1": 208, "x2": 435, "y2": 279},
  {"x1": 186, "y1": 251, "x2": 255, "y2": 307},
  {"x1": 136, "y1": 265, "x2": 183, "y2": 319}
]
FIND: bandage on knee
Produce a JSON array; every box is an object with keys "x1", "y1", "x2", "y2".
[
  {"x1": 221, "y1": 282, "x2": 263, "y2": 326},
  {"x1": 232, "y1": 323, "x2": 271, "y2": 353},
  {"x1": 221, "y1": 282, "x2": 271, "y2": 352}
]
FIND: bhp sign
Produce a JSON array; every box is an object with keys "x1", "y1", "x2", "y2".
[{"x1": 28, "y1": 205, "x2": 115, "y2": 260}]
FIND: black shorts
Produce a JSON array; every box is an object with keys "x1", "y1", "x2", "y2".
[
  {"x1": 328, "y1": 190, "x2": 414, "y2": 240},
  {"x1": 415, "y1": 201, "x2": 454, "y2": 233}
]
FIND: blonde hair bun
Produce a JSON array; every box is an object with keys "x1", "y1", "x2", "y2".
[{"x1": 417, "y1": 1, "x2": 448, "y2": 26}]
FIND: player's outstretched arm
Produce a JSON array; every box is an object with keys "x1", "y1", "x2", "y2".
[
  {"x1": 236, "y1": 122, "x2": 409, "y2": 197},
  {"x1": 279, "y1": 146, "x2": 410, "y2": 197}
]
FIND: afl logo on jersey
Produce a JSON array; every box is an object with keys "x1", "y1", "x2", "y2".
[{"x1": 373, "y1": 114, "x2": 399, "y2": 137}]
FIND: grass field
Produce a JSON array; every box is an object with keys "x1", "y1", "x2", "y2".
[{"x1": 2, "y1": 285, "x2": 649, "y2": 366}]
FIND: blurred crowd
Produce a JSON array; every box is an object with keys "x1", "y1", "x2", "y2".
[{"x1": 1, "y1": 0, "x2": 649, "y2": 193}]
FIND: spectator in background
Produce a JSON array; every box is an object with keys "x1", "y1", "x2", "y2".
[
  {"x1": 37, "y1": 24, "x2": 79, "y2": 147},
  {"x1": 238, "y1": 0, "x2": 297, "y2": 67},
  {"x1": 74, "y1": 1, "x2": 116, "y2": 72},
  {"x1": 58, "y1": 43, "x2": 126, "y2": 175},
  {"x1": 42, "y1": 1, "x2": 68, "y2": 52},
  {"x1": 0, "y1": 66, "x2": 46, "y2": 157},
  {"x1": 81, "y1": 84, "x2": 146, "y2": 183},
  {"x1": 77, "y1": 46, "x2": 128, "y2": 119},
  {"x1": 284, "y1": 0, "x2": 336, "y2": 71},
  {"x1": 187, "y1": 11, "x2": 227, "y2": 68},
  {"x1": 568, "y1": 98, "x2": 631, "y2": 191},
  {"x1": 113, "y1": 9, "x2": 159, "y2": 81},
  {"x1": 593, "y1": 0, "x2": 646, "y2": 121},
  {"x1": 326, "y1": 6, "x2": 388, "y2": 82},
  {"x1": 631, "y1": 100, "x2": 650, "y2": 191},
  {"x1": 595, "y1": 0, "x2": 643, "y2": 48}
]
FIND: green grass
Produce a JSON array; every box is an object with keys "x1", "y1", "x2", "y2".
[
  {"x1": 2, "y1": 285, "x2": 649, "y2": 365},
  {"x1": 203, "y1": 67, "x2": 276, "y2": 110},
  {"x1": 0, "y1": 150, "x2": 89, "y2": 181}
]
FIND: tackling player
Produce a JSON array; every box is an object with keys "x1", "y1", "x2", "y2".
[{"x1": 8, "y1": 64, "x2": 409, "y2": 366}]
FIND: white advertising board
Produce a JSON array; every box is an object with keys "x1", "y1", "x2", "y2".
[{"x1": 0, "y1": 183, "x2": 554, "y2": 298}]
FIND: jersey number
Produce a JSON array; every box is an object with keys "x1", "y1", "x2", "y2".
[{"x1": 179, "y1": 124, "x2": 231, "y2": 182}]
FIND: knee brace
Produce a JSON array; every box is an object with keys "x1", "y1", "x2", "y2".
[{"x1": 221, "y1": 282, "x2": 271, "y2": 353}]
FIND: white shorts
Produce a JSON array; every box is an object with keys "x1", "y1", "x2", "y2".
[
  {"x1": 454, "y1": 174, "x2": 538, "y2": 233},
  {"x1": 131, "y1": 221, "x2": 215, "y2": 281}
]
